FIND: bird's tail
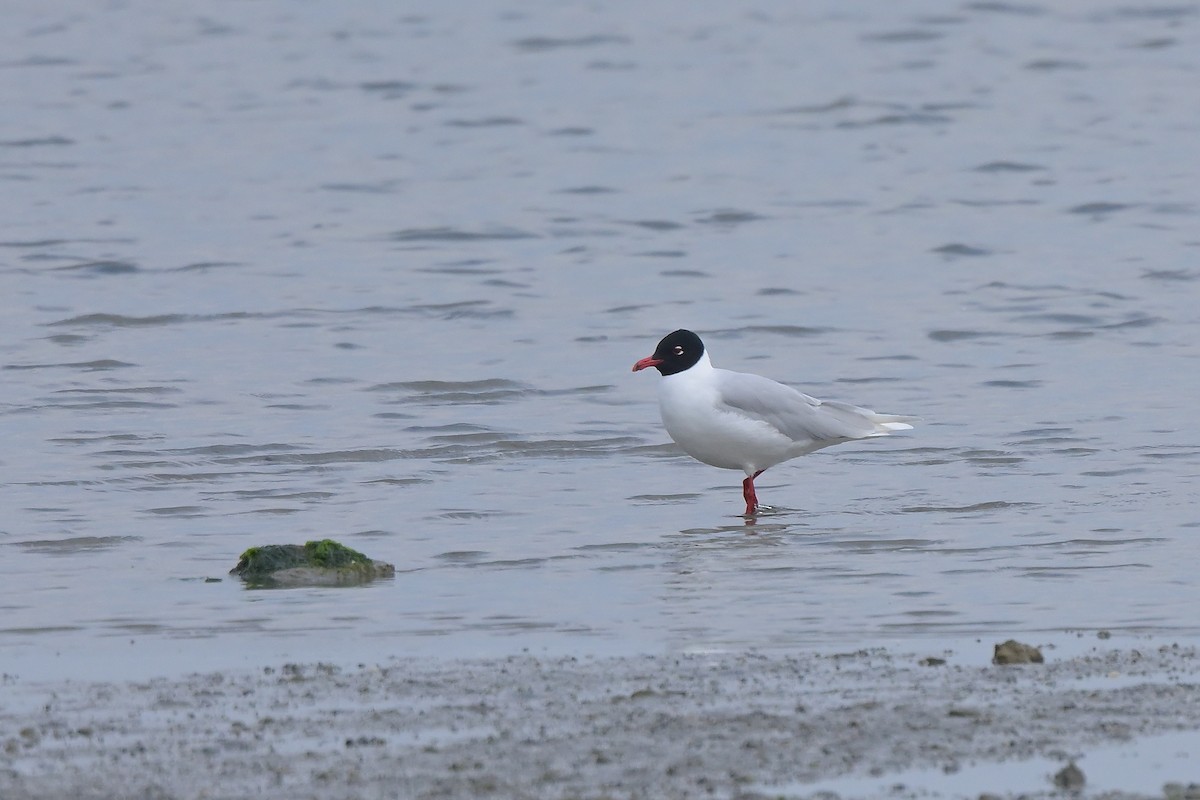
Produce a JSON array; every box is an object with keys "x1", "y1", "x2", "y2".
[
  {"x1": 868, "y1": 413, "x2": 917, "y2": 433},
  {"x1": 818, "y1": 400, "x2": 918, "y2": 438}
]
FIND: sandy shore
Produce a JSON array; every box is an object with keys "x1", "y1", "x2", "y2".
[{"x1": 3, "y1": 642, "x2": 1199, "y2": 799}]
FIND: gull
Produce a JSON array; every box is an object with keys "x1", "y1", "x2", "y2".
[{"x1": 633, "y1": 329, "x2": 916, "y2": 515}]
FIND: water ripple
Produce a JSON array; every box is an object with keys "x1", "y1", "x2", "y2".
[
  {"x1": 10, "y1": 536, "x2": 141, "y2": 554},
  {"x1": 512, "y1": 35, "x2": 629, "y2": 53},
  {"x1": 369, "y1": 379, "x2": 529, "y2": 404},
  {"x1": 709, "y1": 325, "x2": 831, "y2": 338},
  {"x1": 901, "y1": 501, "x2": 1035, "y2": 514},
  {"x1": 389, "y1": 227, "x2": 538, "y2": 242},
  {"x1": 4, "y1": 359, "x2": 135, "y2": 371},
  {"x1": 973, "y1": 161, "x2": 1046, "y2": 172},
  {"x1": 932, "y1": 243, "x2": 991, "y2": 257}
]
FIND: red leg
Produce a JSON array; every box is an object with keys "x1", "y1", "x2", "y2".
[{"x1": 742, "y1": 470, "x2": 764, "y2": 516}]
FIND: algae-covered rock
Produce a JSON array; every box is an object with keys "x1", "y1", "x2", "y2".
[{"x1": 230, "y1": 539, "x2": 395, "y2": 588}]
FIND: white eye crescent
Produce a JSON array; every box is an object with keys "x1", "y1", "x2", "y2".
[{"x1": 673, "y1": 346, "x2": 684, "y2": 355}]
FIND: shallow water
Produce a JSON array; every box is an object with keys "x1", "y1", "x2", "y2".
[{"x1": 3, "y1": 0, "x2": 1200, "y2": 681}]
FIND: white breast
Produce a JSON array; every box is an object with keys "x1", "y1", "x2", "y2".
[{"x1": 657, "y1": 354, "x2": 800, "y2": 475}]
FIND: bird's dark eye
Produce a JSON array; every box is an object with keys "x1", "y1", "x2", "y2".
[{"x1": 673, "y1": 345, "x2": 684, "y2": 355}]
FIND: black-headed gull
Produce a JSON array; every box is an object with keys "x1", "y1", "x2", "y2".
[{"x1": 632, "y1": 329, "x2": 916, "y2": 516}]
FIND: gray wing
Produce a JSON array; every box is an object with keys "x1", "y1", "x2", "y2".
[{"x1": 714, "y1": 369, "x2": 895, "y2": 444}]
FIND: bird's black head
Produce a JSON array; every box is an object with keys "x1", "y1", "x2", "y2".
[{"x1": 631, "y1": 329, "x2": 705, "y2": 376}]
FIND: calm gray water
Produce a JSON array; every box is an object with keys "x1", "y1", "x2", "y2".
[{"x1": 3, "y1": 0, "x2": 1199, "y2": 681}]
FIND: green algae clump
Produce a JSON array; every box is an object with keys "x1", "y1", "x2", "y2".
[
  {"x1": 230, "y1": 539, "x2": 395, "y2": 588},
  {"x1": 304, "y1": 538, "x2": 371, "y2": 568}
]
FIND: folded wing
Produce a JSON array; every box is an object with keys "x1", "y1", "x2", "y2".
[{"x1": 715, "y1": 369, "x2": 915, "y2": 446}]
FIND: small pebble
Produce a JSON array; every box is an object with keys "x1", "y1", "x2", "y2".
[
  {"x1": 992, "y1": 639, "x2": 1044, "y2": 665},
  {"x1": 1053, "y1": 760, "x2": 1085, "y2": 790}
]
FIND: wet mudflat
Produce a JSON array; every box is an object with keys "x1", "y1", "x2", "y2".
[{"x1": 4, "y1": 642, "x2": 1199, "y2": 800}]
